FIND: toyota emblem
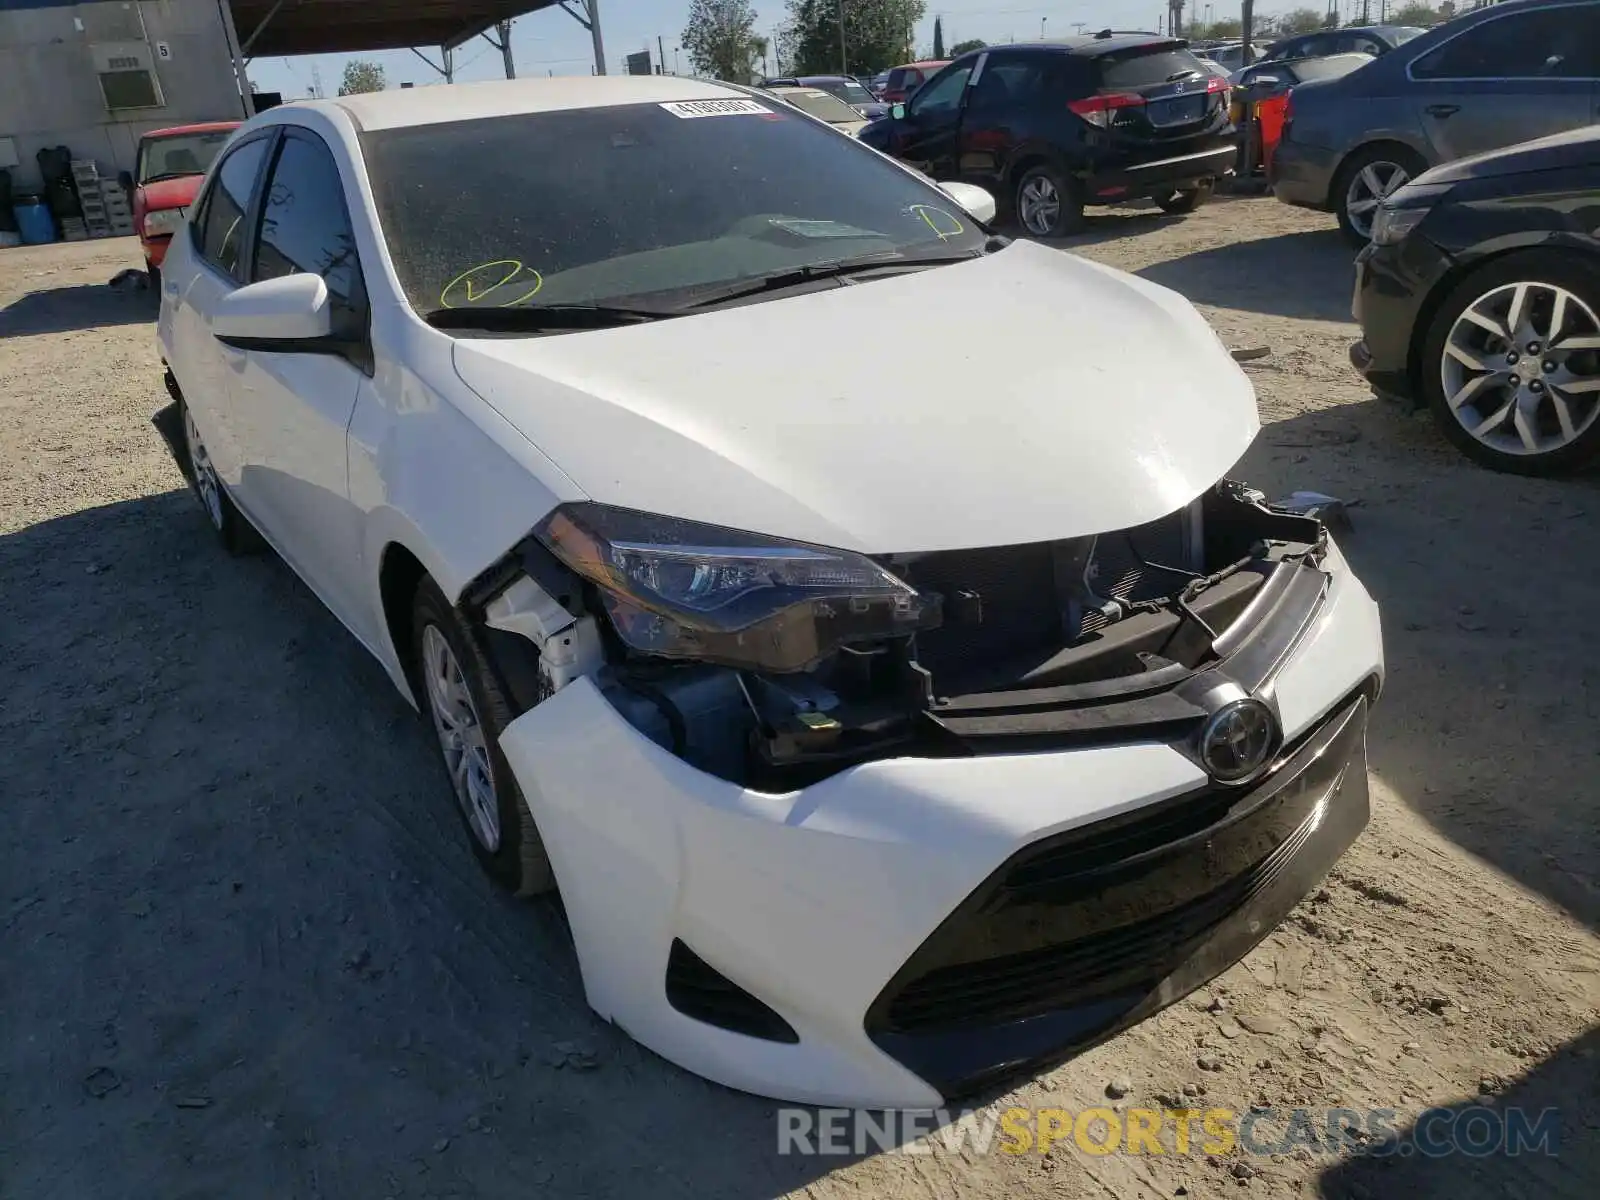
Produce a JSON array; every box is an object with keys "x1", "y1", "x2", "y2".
[{"x1": 1198, "y1": 698, "x2": 1279, "y2": 784}]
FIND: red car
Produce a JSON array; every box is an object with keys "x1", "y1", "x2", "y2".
[
  {"x1": 133, "y1": 121, "x2": 240, "y2": 283},
  {"x1": 880, "y1": 60, "x2": 951, "y2": 105}
]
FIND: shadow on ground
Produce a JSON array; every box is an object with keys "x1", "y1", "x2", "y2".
[
  {"x1": 0, "y1": 281, "x2": 157, "y2": 337},
  {"x1": 0, "y1": 486, "x2": 865, "y2": 1200},
  {"x1": 1137, "y1": 227, "x2": 1358, "y2": 322},
  {"x1": 1318, "y1": 1025, "x2": 1599, "y2": 1200}
]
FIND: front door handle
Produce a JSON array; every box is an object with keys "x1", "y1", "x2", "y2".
[{"x1": 1425, "y1": 103, "x2": 1460, "y2": 118}]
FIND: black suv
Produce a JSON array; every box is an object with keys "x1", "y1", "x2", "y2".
[{"x1": 857, "y1": 34, "x2": 1236, "y2": 236}]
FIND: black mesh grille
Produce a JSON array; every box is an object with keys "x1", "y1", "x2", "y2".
[
  {"x1": 903, "y1": 542, "x2": 1062, "y2": 676},
  {"x1": 665, "y1": 940, "x2": 799, "y2": 1043},
  {"x1": 868, "y1": 692, "x2": 1369, "y2": 1037}
]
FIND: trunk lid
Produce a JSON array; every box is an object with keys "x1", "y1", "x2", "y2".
[{"x1": 1074, "y1": 42, "x2": 1231, "y2": 149}]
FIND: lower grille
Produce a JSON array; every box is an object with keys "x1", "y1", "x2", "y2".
[{"x1": 867, "y1": 691, "x2": 1368, "y2": 1038}]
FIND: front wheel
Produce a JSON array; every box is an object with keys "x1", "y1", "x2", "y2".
[
  {"x1": 1155, "y1": 180, "x2": 1214, "y2": 215},
  {"x1": 1421, "y1": 250, "x2": 1600, "y2": 476},
  {"x1": 1014, "y1": 163, "x2": 1084, "y2": 238},
  {"x1": 180, "y1": 398, "x2": 258, "y2": 555},
  {"x1": 412, "y1": 576, "x2": 557, "y2": 897},
  {"x1": 1335, "y1": 145, "x2": 1425, "y2": 246}
]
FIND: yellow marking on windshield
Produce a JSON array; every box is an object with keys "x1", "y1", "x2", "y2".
[
  {"x1": 909, "y1": 205, "x2": 965, "y2": 241},
  {"x1": 440, "y1": 259, "x2": 545, "y2": 309}
]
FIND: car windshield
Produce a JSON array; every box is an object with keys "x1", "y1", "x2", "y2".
[
  {"x1": 1390, "y1": 27, "x2": 1425, "y2": 45},
  {"x1": 361, "y1": 99, "x2": 986, "y2": 315},
  {"x1": 821, "y1": 79, "x2": 877, "y2": 105},
  {"x1": 137, "y1": 131, "x2": 232, "y2": 183},
  {"x1": 782, "y1": 89, "x2": 864, "y2": 124}
]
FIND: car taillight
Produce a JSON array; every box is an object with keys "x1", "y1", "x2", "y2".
[{"x1": 1068, "y1": 91, "x2": 1144, "y2": 128}]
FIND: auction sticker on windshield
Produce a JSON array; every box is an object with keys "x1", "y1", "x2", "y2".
[{"x1": 660, "y1": 99, "x2": 771, "y2": 118}]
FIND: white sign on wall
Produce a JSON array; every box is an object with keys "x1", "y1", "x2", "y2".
[{"x1": 156, "y1": 41, "x2": 171, "y2": 60}]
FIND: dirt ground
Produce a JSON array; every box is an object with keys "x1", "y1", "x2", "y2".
[{"x1": 2, "y1": 197, "x2": 1597, "y2": 1200}]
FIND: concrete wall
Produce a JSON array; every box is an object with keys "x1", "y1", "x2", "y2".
[{"x1": 0, "y1": 1, "x2": 246, "y2": 192}]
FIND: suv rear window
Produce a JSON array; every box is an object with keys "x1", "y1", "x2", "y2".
[{"x1": 1098, "y1": 46, "x2": 1209, "y2": 89}]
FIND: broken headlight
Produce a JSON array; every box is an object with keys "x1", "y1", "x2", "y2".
[{"x1": 534, "y1": 503, "x2": 939, "y2": 673}]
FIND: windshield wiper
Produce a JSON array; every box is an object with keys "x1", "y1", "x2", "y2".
[
  {"x1": 421, "y1": 303, "x2": 676, "y2": 332},
  {"x1": 679, "y1": 247, "x2": 987, "y2": 311}
]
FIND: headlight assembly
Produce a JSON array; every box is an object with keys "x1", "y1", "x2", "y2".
[{"x1": 534, "y1": 503, "x2": 940, "y2": 673}]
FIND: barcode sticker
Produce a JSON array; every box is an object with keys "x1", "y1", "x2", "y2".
[{"x1": 659, "y1": 99, "x2": 771, "y2": 119}]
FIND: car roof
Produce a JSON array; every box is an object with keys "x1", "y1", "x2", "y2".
[
  {"x1": 141, "y1": 121, "x2": 241, "y2": 139},
  {"x1": 993, "y1": 34, "x2": 1183, "y2": 57},
  {"x1": 893, "y1": 60, "x2": 950, "y2": 71},
  {"x1": 323, "y1": 75, "x2": 747, "y2": 132},
  {"x1": 768, "y1": 86, "x2": 831, "y2": 98}
]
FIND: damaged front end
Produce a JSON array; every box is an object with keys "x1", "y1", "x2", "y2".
[{"x1": 461, "y1": 481, "x2": 1336, "y2": 790}]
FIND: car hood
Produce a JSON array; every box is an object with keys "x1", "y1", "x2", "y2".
[
  {"x1": 137, "y1": 175, "x2": 204, "y2": 211},
  {"x1": 451, "y1": 239, "x2": 1259, "y2": 554},
  {"x1": 1415, "y1": 125, "x2": 1600, "y2": 187}
]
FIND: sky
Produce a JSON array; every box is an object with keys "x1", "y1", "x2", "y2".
[{"x1": 245, "y1": 2, "x2": 1347, "y2": 97}]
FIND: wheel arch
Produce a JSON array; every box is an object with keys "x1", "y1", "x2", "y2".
[
  {"x1": 379, "y1": 541, "x2": 430, "y2": 707},
  {"x1": 1326, "y1": 137, "x2": 1429, "y2": 211},
  {"x1": 1406, "y1": 237, "x2": 1600, "y2": 403}
]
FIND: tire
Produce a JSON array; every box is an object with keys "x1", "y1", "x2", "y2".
[
  {"x1": 411, "y1": 576, "x2": 557, "y2": 897},
  {"x1": 1333, "y1": 143, "x2": 1426, "y2": 247},
  {"x1": 146, "y1": 263, "x2": 161, "y2": 292},
  {"x1": 1155, "y1": 179, "x2": 1215, "y2": 215},
  {"x1": 179, "y1": 396, "x2": 260, "y2": 555},
  {"x1": 1420, "y1": 249, "x2": 1600, "y2": 477},
  {"x1": 1014, "y1": 162, "x2": 1085, "y2": 238}
]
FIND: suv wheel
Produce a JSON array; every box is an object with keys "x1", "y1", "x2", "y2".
[
  {"x1": 1155, "y1": 180, "x2": 1214, "y2": 215},
  {"x1": 1335, "y1": 144, "x2": 1425, "y2": 246},
  {"x1": 1421, "y1": 250, "x2": 1600, "y2": 476},
  {"x1": 1015, "y1": 164, "x2": 1084, "y2": 238}
]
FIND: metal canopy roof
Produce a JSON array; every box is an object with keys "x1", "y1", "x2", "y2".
[{"x1": 230, "y1": 0, "x2": 566, "y2": 58}]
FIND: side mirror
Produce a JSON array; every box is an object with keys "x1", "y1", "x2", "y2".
[
  {"x1": 214, "y1": 273, "x2": 334, "y2": 348},
  {"x1": 890, "y1": 103, "x2": 906, "y2": 120},
  {"x1": 937, "y1": 181, "x2": 997, "y2": 225}
]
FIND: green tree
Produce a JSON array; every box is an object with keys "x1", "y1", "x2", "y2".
[
  {"x1": 1277, "y1": 7, "x2": 1325, "y2": 34},
  {"x1": 949, "y1": 38, "x2": 987, "y2": 55},
  {"x1": 337, "y1": 60, "x2": 386, "y2": 95},
  {"x1": 1389, "y1": 2, "x2": 1439, "y2": 24},
  {"x1": 932, "y1": 15, "x2": 944, "y2": 58},
  {"x1": 682, "y1": 0, "x2": 764, "y2": 81},
  {"x1": 786, "y1": 0, "x2": 926, "y2": 76}
]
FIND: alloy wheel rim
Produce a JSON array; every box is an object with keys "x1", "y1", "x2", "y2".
[
  {"x1": 1345, "y1": 160, "x2": 1409, "y2": 240},
  {"x1": 1019, "y1": 176, "x2": 1060, "y2": 236},
  {"x1": 1440, "y1": 281, "x2": 1600, "y2": 458},
  {"x1": 421, "y1": 625, "x2": 501, "y2": 852},
  {"x1": 183, "y1": 406, "x2": 225, "y2": 531}
]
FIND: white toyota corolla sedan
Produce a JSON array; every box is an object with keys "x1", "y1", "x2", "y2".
[{"x1": 157, "y1": 75, "x2": 1383, "y2": 1108}]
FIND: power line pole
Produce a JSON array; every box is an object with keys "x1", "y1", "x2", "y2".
[{"x1": 499, "y1": 20, "x2": 516, "y2": 78}]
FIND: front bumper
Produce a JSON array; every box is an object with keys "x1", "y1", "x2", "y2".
[
  {"x1": 1083, "y1": 143, "x2": 1237, "y2": 200},
  {"x1": 1350, "y1": 236, "x2": 1454, "y2": 407},
  {"x1": 498, "y1": 541, "x2": 1384, "y2": 1107}
]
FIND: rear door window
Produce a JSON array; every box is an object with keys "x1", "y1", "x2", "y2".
[
  {"x1": 1098, "y1": 46, "x2": 1210, "y2": 90},
  {"x1": 966, "y1": 55, "x2": 1048, "y2": 112},
  {"x1": 1410, "y1": 8, "x2": 1592, "y2": 79}
]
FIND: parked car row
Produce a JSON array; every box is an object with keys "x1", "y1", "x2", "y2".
[
  {"x1": 1270, "y1": 0, "x2": 1600, "y2": 243},
  {"x1": 857, "y1": 33, "x2": 1237, "y2": 235},
  {"x1": 1352, "y1": 125, "x2": 1600, "y2": 475}
]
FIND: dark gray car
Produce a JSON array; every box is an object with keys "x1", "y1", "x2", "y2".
[{"x1": 1270, "y1": 0, "x2": 1600, "y2": 244}]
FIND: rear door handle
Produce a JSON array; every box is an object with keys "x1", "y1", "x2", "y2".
[{"x1": 1425, "y1": 104, "x2": 1460, "y2": 118}]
